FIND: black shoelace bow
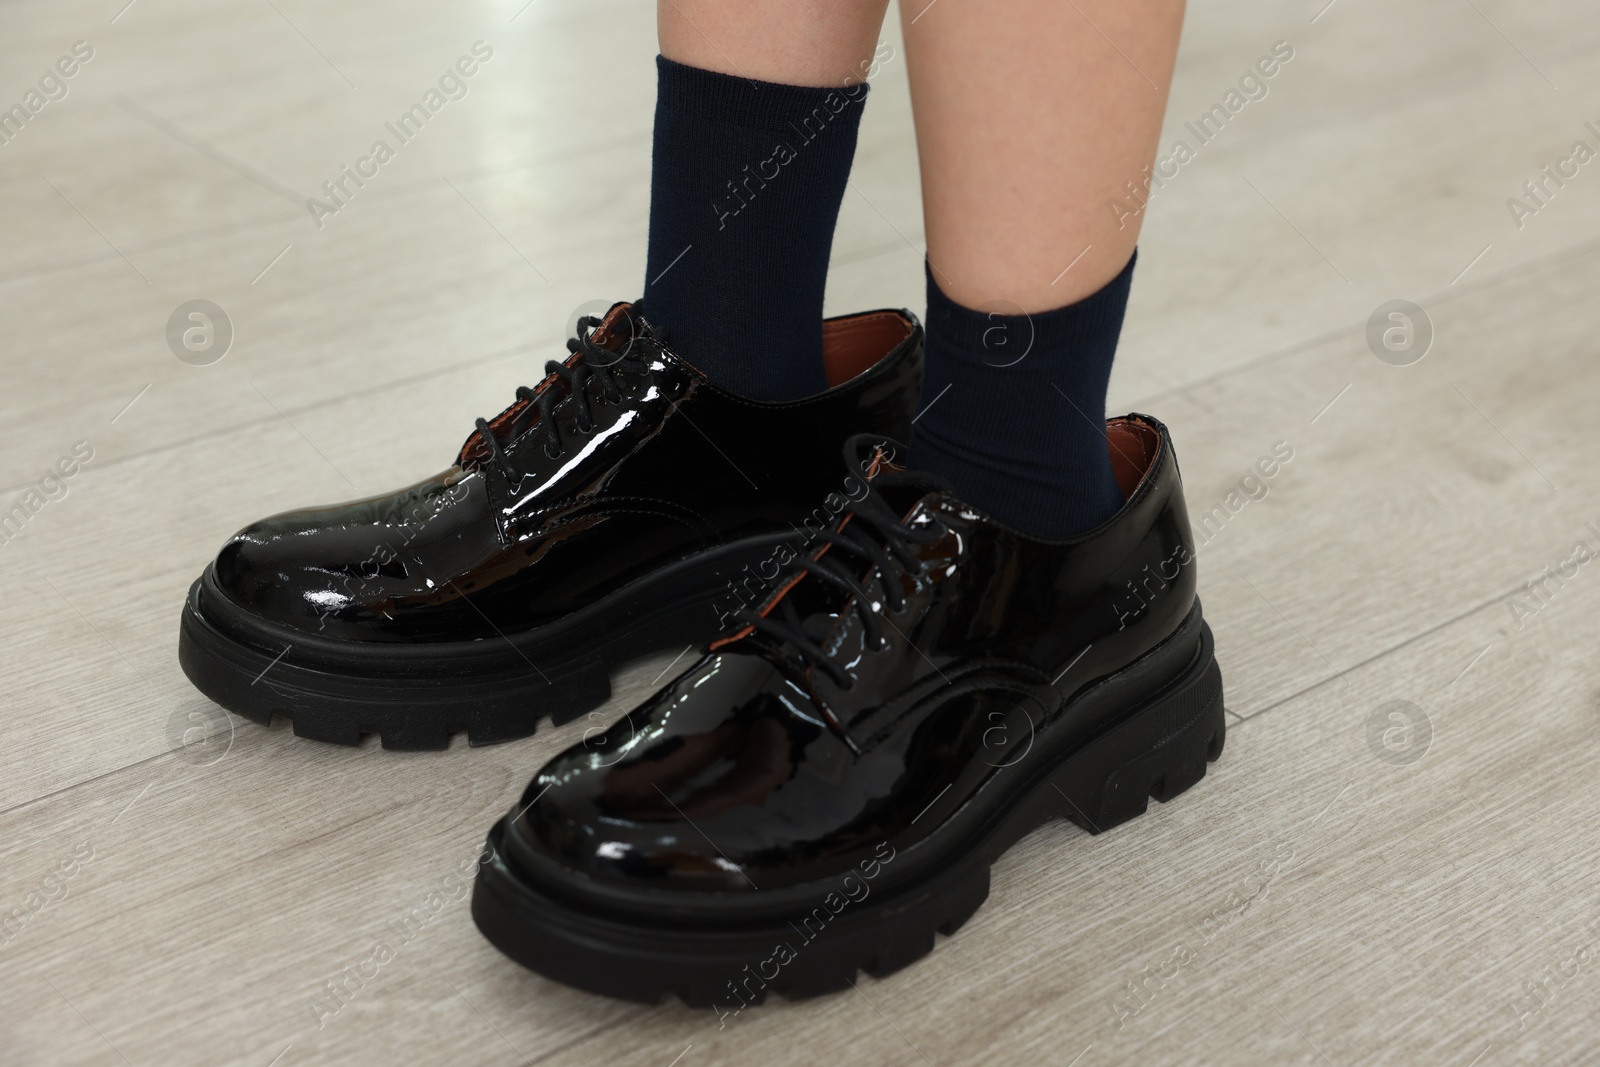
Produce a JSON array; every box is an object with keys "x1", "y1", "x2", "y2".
[
  {"x1": 471, "y1": 315, "x2": 653, "y2": 480},
  {"x1": 736, "y1": 464, "x2": 949, "y2": 691}
]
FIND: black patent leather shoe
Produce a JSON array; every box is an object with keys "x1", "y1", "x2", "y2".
[
  {"x1": 177, "y1": 304, "x2": 923, "y2": 748},
  {"x1": 472, "y1": 414, "x2": 1225, "y2": 1005}
]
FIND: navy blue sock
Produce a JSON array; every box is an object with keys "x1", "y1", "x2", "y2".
[
  {"x1": 638, "y1": 57, "x2": 868, "y2": 402},
  {"x1": 910, "y1": 253, "x2": 1138, "y2": 538}
]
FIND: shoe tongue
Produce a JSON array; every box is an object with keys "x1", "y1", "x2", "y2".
[
  {"x1": 844, "y1": 433, "x2": 952, "y2": 514},
  {"x1": 589, "y1": 302, "x2": 645, "y2": 354},
  {"x1": 873, "y1": 469, "x2": 951, "y2": 519}
]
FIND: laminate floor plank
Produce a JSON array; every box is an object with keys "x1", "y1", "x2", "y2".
[{"x1": 3, "y1": 0, "x2": 1598, "y2": 1064}]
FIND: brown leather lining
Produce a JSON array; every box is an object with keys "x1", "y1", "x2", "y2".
[
  {"x1": 461, "y1": 307, "x2": 912, "y2": 466},
  {"x1": 1106, "y1": 416, "x2": 1160, "y2": 498},
  {"x1": 864, "y1": 441, "x2": 903, "y2": 478},
  {"x1": 821, "y1": 311, "x2": 913, "y2": 388}
]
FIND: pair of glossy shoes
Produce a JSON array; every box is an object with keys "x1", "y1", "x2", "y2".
[{"x1": 178, "y1": 302, "x2": 1225, "y2": 1007}]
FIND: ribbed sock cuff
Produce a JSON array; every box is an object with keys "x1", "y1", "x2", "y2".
[
  {"x1": 923, "y1": 252, "x2": 1138, "y2": 357},
  {"x1": 654, "y1": 55, "x2": 868, "y2": 133}
]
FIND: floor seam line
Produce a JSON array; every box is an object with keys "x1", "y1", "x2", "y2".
[{"x1": 1233, "y1": 580, "x2": 1528, "y2": 725}]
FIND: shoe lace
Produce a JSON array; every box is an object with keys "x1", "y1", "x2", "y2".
[
  {"x1": 469, "y1": 315, "x2": 653, "y2": 481},
  {"x1": 734, "y1": 467, "x2": 947, "y2": 691}
]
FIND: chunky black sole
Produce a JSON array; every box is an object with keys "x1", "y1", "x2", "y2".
[
  {"x1": 177, "y1": 534, "x2": 793, "y2": 750},
  {"x1": 470, "y1": 607, "x2": 1225, "y2": 1005}
]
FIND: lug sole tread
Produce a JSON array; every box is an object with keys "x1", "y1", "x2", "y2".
[
  {"x1": 471, "y1": 620, "x2": 1227, "y2": 1006},
  {"x1": 177, "y1": 573, "x2": 727, "y2": 749}
]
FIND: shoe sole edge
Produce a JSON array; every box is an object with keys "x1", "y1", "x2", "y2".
[
  {"x1": 176, "y1": 534, "x2": 793, "y2": 749},
  {"x1": 470, "y1": 614, "x2": 1226, "y2": 1005}
]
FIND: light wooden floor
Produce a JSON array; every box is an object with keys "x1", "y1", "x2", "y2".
[{"x1": 3, "y1": 0, "x2": 1598, "y2": 1063}]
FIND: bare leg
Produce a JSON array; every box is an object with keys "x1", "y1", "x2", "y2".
[
  {"x1": 901, "y1": 0, "x2": 1186, "y2": 310},
  {"x1": 659, "y1": 0, "x2": 891, "y2": 88},
  {"x1": 899, "y1": 0, "x2": 1187, "y2": 538}
]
